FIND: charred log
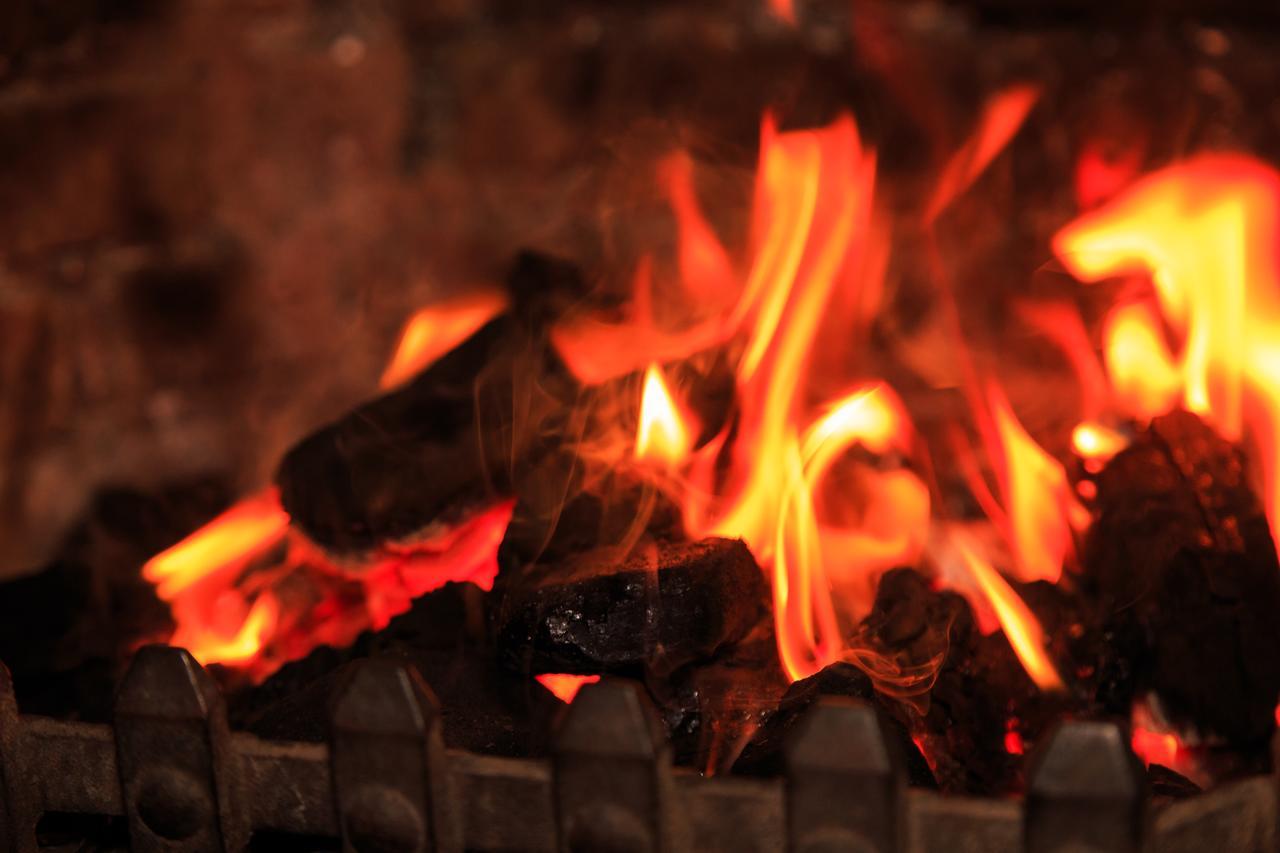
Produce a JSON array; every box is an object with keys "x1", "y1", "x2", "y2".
[
  {"x1": 275, "y1": 312, "x2": 574, "y2": 556},
  {"x1": 1084, "y1": 411, "x2": 1280, "y2": 747},
  {"x1": 492, "y1": 536, "x2": 768, "y2": 677}
]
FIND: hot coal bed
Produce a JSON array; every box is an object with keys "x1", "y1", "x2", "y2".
[{"x1": 9, "y1": 1, "x2": 1280, "y2": 852}]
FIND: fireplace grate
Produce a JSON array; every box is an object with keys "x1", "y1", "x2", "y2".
[{"x1": 0, "y1": 645, "x2": 1273, "y2": 852}]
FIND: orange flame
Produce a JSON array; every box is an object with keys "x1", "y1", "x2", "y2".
[
  {"x1": 1055, "y1": 156, "x2": 1280, "y2": 542},
  {"x1": 379, "y1": 289, "x2": 508, "y2": 389},
  {"x1": 954, "y1": 536, "x2": 1064, "y2": 691},
  {"x1": 536, "y1": 673, "x2": 600, "y2": 704},
  {"x1": 772, "y1": 386, "x2": 927, "y2": 680},
  {"x1": 659, "y1": 152, "x2": 737, "y2": 308},
  {"x1": 1101, "y1": 302, "x2": 1182, "y2": 421},
  {"x1": 983, "y1": 383, "x2": 1083, "y2": 583},
  {"x1": 924, "y1": 84, "x2": 1040, "y2": 223},
  {"x1": 143, "y1": 489, "x2": 290, "y2": 601},
  {"x1": 635, "y1": 364, "x2": 694, "y2": 465}
]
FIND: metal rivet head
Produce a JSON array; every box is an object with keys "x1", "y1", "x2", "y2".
[{"x1": 135, "y1": 767, "x2": 213, "y2": 842}]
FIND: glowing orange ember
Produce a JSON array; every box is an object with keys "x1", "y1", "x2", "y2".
[
  {"x1": 1071, "y1": 422, "x2": 1128, "y2": 466},
  {"x1": 143, "y1": 489, "x2": 290, "y2": 601},
  {"x1": 768, "y1": 0, "x2": 796, "y2": 25},
  {"x1": 955, "y1": 538, "x2": 1064, "y2": 692},
  {"x1": 536, "y1": 673, "x2": 601, "y2": 704},
  {"x1": 379, "y1": 289, "x2": 508, "y2": 389},
  {"x1": 635, "y1": 364, "x2": 694, "y2": 465}
]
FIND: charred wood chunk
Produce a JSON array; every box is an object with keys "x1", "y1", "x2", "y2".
[
  {"x1": 732, "y1": 661, "x2": 935, "y2": 788},
  {"x1": 493, "y1": 537, "x2": 768, "y2": 676},
  {"x1": 275, "y1": 314, "x2": 573, "y2": 555},
  {"x1": 1085, "y1": 410, "x2": 1280, "y2": 745}
]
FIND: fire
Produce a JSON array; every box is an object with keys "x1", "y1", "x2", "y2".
[
  {"x1": 536, "y1": 673, "x2": 600, "y2": 704},
  {"x1": 1101, "y1": 302, "x2": 1182, "y2": 421},
  {"x1": 982, "y1": 383, "x2": 1084, "y2": 584},
  {"x1": 954, "y1": 538, "x2": 1064, "y2": 692},
  {"x1": 143, "y1": 489, "x2": 290, "y2": 601},
  {"x1": 924, "y1": 84, "x2": 1039, "y2": 223},
  {"x1": 1054, "y1": 156, "x2": 1280, "y2": 542},
  {"x1": 635, "y1": 364, "x2": 694, "y2": 465},
  {"x1": 379, "y1": 289, "x2": 508, "y2": 389}
]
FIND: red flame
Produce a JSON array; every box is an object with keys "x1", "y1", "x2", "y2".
[{"x1": 536, "y1": 673, "x2": 600, "y2": 704}]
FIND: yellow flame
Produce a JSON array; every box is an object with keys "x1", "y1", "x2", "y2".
[
  {"x1": 955, "y1": 538, "x2": 1064, "y2": 691},
  {"x1": 635, "y1": 364, "x2": 693, "y2": 465},
  {"x1": 143, "y1": 490, "x2": 290, "y2": 601}
]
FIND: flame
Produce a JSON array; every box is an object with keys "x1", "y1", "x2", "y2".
[
  {"x1": 1075, "y1": 140, "x2": 1144, "y2": 209},
  {"x1": 144, "y1": 494, "x2": 514, "y2": 679},
  {"x1": 955, "y1": 537, "x2": 1064, "y2": 691},
  {"x1": 1055, "y1": 156, "x2": 1280, "y2": 542},
  {"x1": 536, "y1": 673, "x2": 600, "y2": 704},
  {"x1": 659, "y1": 152, "x2": 737, "y2": 308},
  {"x1": 772, "y1": 386, "x2": 927, "y2": 680},
  {"x1": 143, "y1": 489, "x2": 290, "y2": 601},
  {"x1": 635, "y1": 364, "x2": 694, "y2": 465},
  {"x1": 1101, "y1": 302, "x2": 1182, "y2": 421},
  {"x1": 982, "y1": 383, "x2": 1083, "y2": 583},
  {"x1": 379, "y1": 289, "x2": 508, "y2": 389},
  {"x1": 171, "y1": 593, "x2": 279, "y2": 667},
  {"x1": 924, "y1": 84, "x2": 1040, "y2": 223}
]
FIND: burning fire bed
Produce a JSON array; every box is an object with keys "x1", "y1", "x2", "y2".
[{"x1": 8, "y1": 0, "x2": 1280, "y2": 850}]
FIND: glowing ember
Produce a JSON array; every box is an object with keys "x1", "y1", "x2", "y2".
[
  {"x1": 143, "y1": 489, "x2": 290, "y2": 601},
  {"x1": 379, "y1": 289, "x2": 508, "y2": 389},
  {"x1": 536, "y1": 673, "x2": 601, "y2": 704},
  {"x1": 1071, "y1": 422, "x2": 1128, "y2": 466},
  {"x1": 635, "y1": 364, "x2": 694, "y2": 465},
  {"x1": 955, "y1": 537, "x2": 1064, "y2": 692},
  {"x1": 1003, "y1": 728, "x2": 1025, "y2": 756}
]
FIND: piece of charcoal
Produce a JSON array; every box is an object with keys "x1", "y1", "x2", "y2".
[
  {"x1": 648, "y1": 616, "x2": 789, "y2": 771},
  {"x1": 1084, "y1": 410, "x2": 1280, "y2": 746},
  {"x1": 492, "y1": 537, "x2": 768, "y2": 676},
  {"x1": 275, "y1": 312, "x2": 574, "y2": 555},
  {"x1": 731, "y1": 661, "x2": 936, "y2": 787}
]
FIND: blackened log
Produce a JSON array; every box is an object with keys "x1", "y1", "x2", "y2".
[
  {"x1": 1085, "y1": 411, "x2": 1280, "y2": 746},
  {"x1": 493, "y1": 537, "x2": 768, "y2": 676},
  {"x1": 275, "y1": 313, "x2": 573, "y2": 555}
]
